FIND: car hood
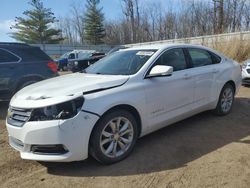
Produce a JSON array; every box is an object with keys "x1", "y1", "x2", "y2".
[
  {"x1": 10, "y1": 73, "x2": 129, "y2": 109},
  {"x1": 55, "y1": 58, "x2": 66, "y2": 62}
]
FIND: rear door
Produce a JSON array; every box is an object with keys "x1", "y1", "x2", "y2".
[
  {"x1": 185, "y1": 48, "x2": 217, "y2": 108},
  {"x1": 0, "y1": 48, "x2": 20, "y2": 99}
]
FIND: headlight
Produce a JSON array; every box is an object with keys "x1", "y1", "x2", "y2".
[
  {"x1": 30, "y1": 97, "x2": 84, "y2": 121},
  {"x1": 74, "y1": 61, "x2": 78, "y2": 65}
]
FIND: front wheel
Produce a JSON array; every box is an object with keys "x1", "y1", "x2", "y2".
[
  {"x1": 90, "y1": 110, "x2": 138, "y2": 164},
  {"x1": 213, "y1": 83, "x2": 235, "y2": 116},
  {"x1": 62, "y1": 65, "x2": 68, "y2": 71}
]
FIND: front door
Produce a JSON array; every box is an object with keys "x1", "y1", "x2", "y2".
[{"x1": 143, "y1": 48, "x2": 195, "y2": 132}]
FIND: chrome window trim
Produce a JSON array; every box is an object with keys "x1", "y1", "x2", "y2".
[{"x1": 0, "y1": 48, "x2": 22, "y2": 64}]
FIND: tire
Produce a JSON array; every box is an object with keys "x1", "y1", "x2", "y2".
[
  {"x1": 89, "y1": 110, "x2": 138, "y2": 164},
  {"x1": 213, "y1": 83, "x2": 235, "y2": 116},
  {"x1": 62, "y1": 66, "x2": 68, "y2": 71}
]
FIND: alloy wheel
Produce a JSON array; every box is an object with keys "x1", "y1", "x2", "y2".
[
  {"x1": 220, "y1": 87, "x2": 233, "y2": 113},
  {"x1": 100, "y1": 117, "x2": 134, "y2": 158}
]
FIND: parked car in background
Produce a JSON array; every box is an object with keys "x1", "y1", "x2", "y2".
[
  {"x1": 67, "y1": 51, "x2": 105, "y2": 72},
  {"x1": 242, "y1": 59, "x2": 250, "y2": 85},
  {"x1": 56, "y1": 50, "x2": 93, "y2": 71},
  {"x1": 6, "y1": 44, "x2": 241, "y2": 164},
  {"x1": 55, "y1": 52, "x2": 70, "y2": 71},
  {"x1": 0, "y1": 42, "x2": 58, "y2": 101}
]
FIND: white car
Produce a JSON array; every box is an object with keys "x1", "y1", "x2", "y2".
[
  {"x1": 6, "y1": 44, "x2": 241, "y2": 164},
  {"x1": 242, "y1": 59, "x2": 250, "y2": 85}
]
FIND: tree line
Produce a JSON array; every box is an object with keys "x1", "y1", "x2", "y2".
[
  {"x1": 104, "y1": 0, "x2": 250, "y2": 44},
  {"x1": 11, "y1": 0, "x2": 250, "y2": 45}
]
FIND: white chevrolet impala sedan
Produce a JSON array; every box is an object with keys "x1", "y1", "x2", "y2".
[{"x1": 6, "y1": 44, "x2": 241, "y2": 164}]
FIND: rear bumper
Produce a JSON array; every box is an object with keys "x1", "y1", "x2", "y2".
[{"x1": 6, "y1": 111, "x2": 99, "y2": 162}]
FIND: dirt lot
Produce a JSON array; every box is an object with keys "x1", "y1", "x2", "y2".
[{"x1": 1, "y1": 86, "x2": 250, "y2": 188}]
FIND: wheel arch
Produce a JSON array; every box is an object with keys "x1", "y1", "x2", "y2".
[
  {"x1": 90, "y1": 104, "x2": 142, "y2": 139},
  {"x1": 15, "y1": 75, "x2": 44, "y2": 92},
  {"x1": 224, "y1": 80, "x2": 236, "y2": 94}
]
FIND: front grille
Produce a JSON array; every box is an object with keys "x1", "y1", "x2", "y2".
[
  {"x1": 7, "y1": 107, "x2": 32, "y2": 127},
  {"x1": 247, "y1": 69, "x2": 250, "y2": 74}
]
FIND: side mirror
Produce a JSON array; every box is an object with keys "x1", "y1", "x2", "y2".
[{"x1": 147, "y1": 65, "x2": 173, "y2": 78}]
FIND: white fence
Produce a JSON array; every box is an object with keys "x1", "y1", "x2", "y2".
[
  {"x1": 125, "y1": 31, "x2": 250, "y2": 47},
  {"x1": 31, "y1": 44, "x2": 115, "y2": 56},
  {"x1": 32, "y1": 31, "x2": 250, "y2": 56}
]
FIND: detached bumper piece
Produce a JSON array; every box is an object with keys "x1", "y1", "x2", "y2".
[{"x1": 31, "y1": 144, "x2": 68, "y2": 155}]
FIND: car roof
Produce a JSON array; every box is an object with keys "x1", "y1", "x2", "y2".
[
  {"x1": 0, "y1": 43, "x2": 51, "y2": 61},
  {"x1": 71, "y1": 49, "x2": 96, "y2": 53},
  {"x1": 0, "y1": 42, "x2": 30, "y2": 47},
  {"x1": 123, "y1": 43, "x2": 209, "y2": 51}
]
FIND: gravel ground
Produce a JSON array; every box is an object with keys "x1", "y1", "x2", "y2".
[{"x1": 0, "y1": 86, "x2": 250, "y2": 188}]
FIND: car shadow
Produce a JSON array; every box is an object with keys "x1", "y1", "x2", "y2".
[
  {"x1": 242, "y1": 85, "x2": 250, "y2": 88},
  {"x1": 42, "y1": 97, "x2": 250, "y2": 177}
]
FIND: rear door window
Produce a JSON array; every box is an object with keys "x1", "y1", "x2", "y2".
[
  {"x1": 0, "y1": 49, "x2": 20, "y2": 63},
  {"x1": 188, "y1": 48, "x2": 213, "y2": 67},
  {"x1": 209, "y1": 52, "x2": 221, "y2": 64}
]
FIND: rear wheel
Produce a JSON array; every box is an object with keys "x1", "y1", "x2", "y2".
[
  {"x1": 213, "y1": 83, "x2": 235, "y2": 115},
  {"x1": 90, "y1": 110, "x2": 138, "y2": 164}
]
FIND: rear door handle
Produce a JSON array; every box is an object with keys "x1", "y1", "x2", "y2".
[
  {"x1": 212, "y1": 69, "x2": 219, "y2": 73},
  {"x1": 183, "y1": 74, "x2": 192, "y2": 80}
]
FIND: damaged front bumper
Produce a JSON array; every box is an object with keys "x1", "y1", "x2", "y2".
[{"x1": 6, "y1": 110, "x2": 99, "y2": 162}]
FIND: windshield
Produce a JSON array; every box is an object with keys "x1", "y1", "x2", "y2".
[
  {"x1": 85, "y1": 49, "x2": 156, "y2": 75},
  {"x1": 60, "y1": 52, "x2": 70, "y2": 59},
  {"x1": 78, "y1": 52, "x2": 92, "y2": 59}
]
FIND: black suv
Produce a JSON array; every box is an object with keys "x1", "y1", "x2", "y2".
[
  {"x1": 67, "y1": 52, "x2": 105, "y2": 72},
  {"x1": 0, "y1": 43, "x2": 58, "y2": 101}
]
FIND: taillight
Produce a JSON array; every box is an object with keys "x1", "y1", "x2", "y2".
[{"x1": 47, "y1": 61, "x2": 58, "y2": 73}]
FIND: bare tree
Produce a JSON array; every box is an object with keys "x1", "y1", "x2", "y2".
[
  {"x1": 71, "y1": 3, "x2": 85, "y2": 44},
  {"x1": 58, "y1": 0, "x2": 250, "y2": 45}
]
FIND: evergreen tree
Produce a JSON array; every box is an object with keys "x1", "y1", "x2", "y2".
[
  {"x1": 84, "y1": 0, "x2": 106, "y2": 44},
  {"x1": 10, "y1": 0, "x2": 63, "y2": 44}
]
